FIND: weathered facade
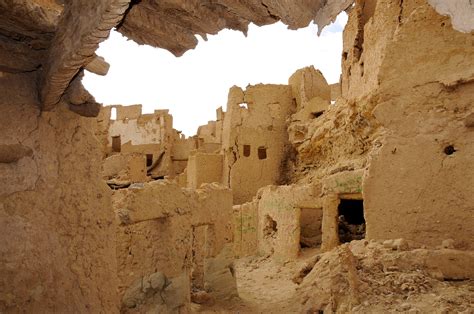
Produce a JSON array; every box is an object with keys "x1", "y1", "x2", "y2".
[
  {"x1": 233, "y1": 0, "x2": 474, "y2": 262},
  {"x1": 1, "y1": 0, "x2": 473, "y2": 313},
  {"x1": 114, "y1": 182, "x2": 235, "y2": 312},
  {"x1": 99, "y1": 105, "x2": 193, "y2": 181},
  {"x1": 0, "y1": 73, "x2": 119, "y2": 312}
]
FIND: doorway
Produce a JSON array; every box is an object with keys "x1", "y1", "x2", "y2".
[{"x1": 337, "y1": 199, "x2": 365, "y2": 243}]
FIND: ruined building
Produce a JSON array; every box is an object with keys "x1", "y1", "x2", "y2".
[{"x1": 1, "y1": 0, "x2": 473, "y2": 313}]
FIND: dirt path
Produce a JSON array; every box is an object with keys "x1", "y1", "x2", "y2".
[{"x1": 195, "y1": 248, "x2": 320, "y2": 313}]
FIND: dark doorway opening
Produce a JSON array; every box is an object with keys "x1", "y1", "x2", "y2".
[
  {"x1": 338, "y1": 199, "x2": 365, "y2": 243},
  {"x1": 112, "y1": 136, "x2": 121, "y2": 152}
]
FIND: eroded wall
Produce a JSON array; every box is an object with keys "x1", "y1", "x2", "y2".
[
  {"x1": 0, "y1": 72, "x2": 118, "y2": 312},
  {"x1": 233, "y1": 184, "x2": 323, "y2": 260},
  {"x1": 108, "y1": 106, "x2": 171, "y2": 147},
  {"x1": 222, "y1": 85, "x2": 295, "y2": 204},
  {"x1": 294, "y1": 0, "x2": 474, "y2": 249},
  {"x1": 98, "y1": 105, "x2": 197, "y2": 180},
  {"x1": 256, "y1": 184, "x2": 322, "y2": 262},
  {"x1": 196, "y1": 107, "x2": 224, "y2": 153},
  {"x1": 358, "y1": 0, "x2": 474, "y2": 248},
  {"x1": 112, "y1": 181, "x2": 235, "y2": 310}
]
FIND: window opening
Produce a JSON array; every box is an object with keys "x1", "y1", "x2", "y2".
[
  {"x1": 243, "y1": 145, "x2": 251, "y2": 157},
  {"x1": 110, "y1": 107, "x2": 117, "y2": 120}
]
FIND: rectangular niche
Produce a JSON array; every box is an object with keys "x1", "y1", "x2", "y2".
[
  {"x1": 146, "y1": 154, "x2": 153, "y2": 167},
  {"x1": 300, "y1": 208, "x2": 323, "y2": 249},
  {"x1": 112, "y1": 135, "x2": 121, "y2": 152}
]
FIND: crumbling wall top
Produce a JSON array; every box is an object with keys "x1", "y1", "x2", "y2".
[{"x1": 116, "y1": 104, "x2": 142, "y2": 120}]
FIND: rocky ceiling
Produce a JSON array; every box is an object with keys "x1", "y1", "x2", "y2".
[
  {"x1": 0, "y1": 0, "x2": 472, "y2": 114},
  {"x1": 0, "y1": 0, "x2": 62, "y2": 72},
  {"x1": 117, "y1": 0, "x2": 354, "y2": 56}
]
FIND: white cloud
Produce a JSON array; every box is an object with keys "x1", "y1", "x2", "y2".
[{"x1": 83, "y1": 12, "x2": 347, "y2": 136}]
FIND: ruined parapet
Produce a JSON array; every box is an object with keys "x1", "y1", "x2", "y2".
[
  {"x1": 288, "y1": 65, "x2": 331, "y2": 122},
  {"x1": 197, "y1": 121, "x2": 218, "y2": 149},
  {"x1": 285, "y1": 61, "x2": 376, "y2": 186},
  {"x1": 196, "y1": 106, "x2": 225, "y2": 153},
  {"x1": 287, "y1": 66, "x2": 339, "y2": 162}
]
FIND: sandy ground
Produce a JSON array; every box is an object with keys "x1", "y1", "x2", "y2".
[
  {"x1": 193, "y1": 248, "x2": 320, "y2": 313},
  {"x1": 192, "y1": 243, "x2": 474, "y2": 314}
]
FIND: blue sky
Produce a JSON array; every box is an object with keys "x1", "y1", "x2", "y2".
[{"x1": 83, "y1": 12, "x2": 347, "y2": 136}]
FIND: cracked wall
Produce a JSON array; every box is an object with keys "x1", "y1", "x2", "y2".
[
  {"x1": 286, "y1": 0, "x2": 474, "y2": 250},
  {"x1": 360, "y1": 0, "x2": 474, "y2": 248},
  {"x1": 222, "y1": 84, "x2": 295, "y2": 204}
]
